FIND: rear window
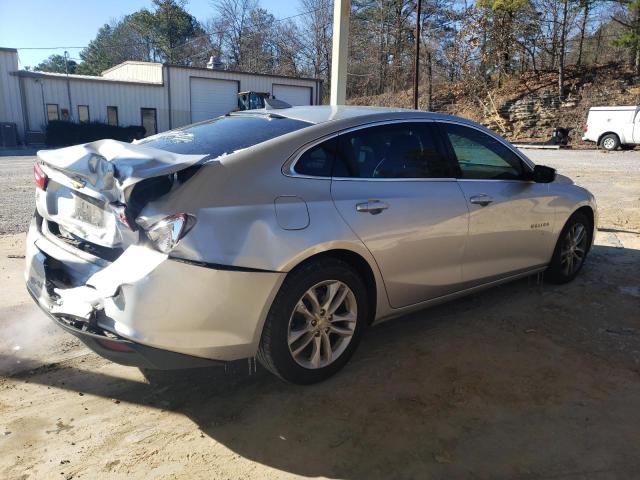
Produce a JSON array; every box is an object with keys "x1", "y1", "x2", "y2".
[{"x1": 137, "y1": 114, "x2": 311, "y2": 157}]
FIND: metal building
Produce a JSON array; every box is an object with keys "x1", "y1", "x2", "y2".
[{"x1": 0, "y1": 48, "x2": 322, "y2": 145}]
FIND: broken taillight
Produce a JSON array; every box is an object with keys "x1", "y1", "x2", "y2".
[
  {"x1": 109, "y1": 202, "x2": 131, "y2": 229},
  {"x1": 582, "y1": 124, "x2": 588, "y2": 133},
  {"x1": 34, "y1": 163, "x2": 48, "y2": 190},
  {"x1": 145, "y1": 213, "x2": 197, "y2": 254}
]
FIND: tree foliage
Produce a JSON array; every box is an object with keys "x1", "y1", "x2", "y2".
[
  {"x1": 35, "y1": 54, "x2": 77, "y2": 74},
  {"x1": 76, "y1": 0, "x2": 211, "y2": 75},
  {"x1": 612, "y1": 0, "x2": 640, "y2": 72}
]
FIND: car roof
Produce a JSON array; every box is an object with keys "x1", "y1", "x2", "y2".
[
  {"x1": 243, "y1": 105, "x2": 468, "y2": 126},
  {"x1": 227, "y1": 105, "x2": 525, "y2": 163}
]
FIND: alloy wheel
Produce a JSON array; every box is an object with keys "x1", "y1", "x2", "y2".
[
  {"x1": 287, "y1": 280, "x2": 357, "y2": 369},
  {"x1": 560, "y1": 222, "x2": 588, "y2": 276},
  {"x1": 603, "y1": 138, "x2": 615, "y2": 150}
]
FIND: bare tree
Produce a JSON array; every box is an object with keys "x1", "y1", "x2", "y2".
[
  {"x1": 576, "y1": 0, "x2": 592, "y2": 65},
  {"x1": 558, "y1": 0, "x2": 571, "y2": 100},
  {"x1": 298, "y1": 0, "x2": 333, "y2": 80},
  {"x1": 211, "y1": 0, "x2": 259, "y2": 68}
]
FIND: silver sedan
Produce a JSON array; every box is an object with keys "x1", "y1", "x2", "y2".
[{"x1": 25, "y1": 106, "x2": 597, "y2": 383}]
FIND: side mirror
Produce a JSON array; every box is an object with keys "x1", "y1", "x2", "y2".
[{"x1": 532, "y1": 165, "x2": 556, "y2": 183}]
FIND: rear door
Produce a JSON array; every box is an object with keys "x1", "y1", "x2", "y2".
[
  {"x1": 330, "y1": 121, "x2": 469, "y2": 308},
  {"x1": 439, "y1": 122, "x2": 556, "y2": 285}
]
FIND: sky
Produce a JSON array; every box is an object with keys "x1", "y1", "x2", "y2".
[{"x1": 0, "y1": 0, "x2": 292, "y2": 68}]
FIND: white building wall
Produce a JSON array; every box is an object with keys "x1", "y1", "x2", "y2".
[
  {"x1": 101, "y1": 62, "x2": 163, "y2": 83},
  {"x1": 0, "y1": 51, "x2": 321, "y2": 143},
  {"x1": 168, "y1": 66, "x2": 319, "y2": 128},
  {"x1": 21, "y1": 76, "x2": 168, "y2": 133},
  {"x1": 0, "y1": 49, "x2": 26, "y2": 139}
]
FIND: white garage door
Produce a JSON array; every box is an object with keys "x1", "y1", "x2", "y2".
[
  {"x1": 190, "y1": 77, "x2": 238, "y2": 122},
  {"x1": 273, "y1": 84, "x2": 312, "y2": 106}
]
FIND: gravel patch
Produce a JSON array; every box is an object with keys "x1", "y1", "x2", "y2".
[{"x1": 0, "y1": 156, "x2": 35, "y2": 235}]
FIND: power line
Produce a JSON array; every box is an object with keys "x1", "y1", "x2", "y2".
[{"x1": 13, "y1": 46, "x2": 86, "y2": 50}]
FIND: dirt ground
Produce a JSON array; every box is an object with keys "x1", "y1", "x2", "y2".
[{"x1": 1, "y1": 149, "x2": 639, "y2": 479}]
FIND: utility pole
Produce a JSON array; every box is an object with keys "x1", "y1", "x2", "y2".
[
  {"x1": 558, "y1": 0, "x2": 569, "y2": 101},
  {"x1": 64, "y1": 50, "x2": 73, "y2": 121},
  {"x1": 330, "y1": 0, "x2": 350, "y2": 106},
  {"x1": 413, "y1": 0, "x2": 422, "y2": 110}
]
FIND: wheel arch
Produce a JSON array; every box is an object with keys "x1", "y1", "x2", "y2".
[
  {"x1": 598, "y1": 131, "x2": 620, "y2": 146},
  {"x1": 545, "y1": 204, "x2": 595, "y2": 283},
  {"x1": 286, "y1": 248, "x2": 379, "y2": 325},
  {"x1": 573, "y1": 205, "x2": 596, "y2": 249},
  {"x1": 548, "y1": 202, "x2": 596, "y2": 265},
  {"x1": 555, "y1": 204, "x2": 595, "y2": 254}
]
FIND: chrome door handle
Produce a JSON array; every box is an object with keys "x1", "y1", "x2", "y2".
[
  {"x1": 469, "y1": 194, "x2": 494, "y2": 207},
  {"x1": 356, "y1": 200, "x2": 389, "y2": 214}
]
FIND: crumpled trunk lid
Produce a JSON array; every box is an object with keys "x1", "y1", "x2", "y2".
[
  {"x1": 38, "y1": 139, "x2": 205, "y2": 201},
  {"x1": 36, "y1": 139, "x2": 206, "y2": 250}
]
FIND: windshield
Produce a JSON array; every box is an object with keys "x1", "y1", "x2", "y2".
[{"x1": 137, "y1": 114, "x2": 312, "y2": 157}]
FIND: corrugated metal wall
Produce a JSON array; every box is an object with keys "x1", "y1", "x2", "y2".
[
  {"x1": 0, "y1": 49, "x2": 321, "y2": 142},
  {"x1": 0, "y1": 50, "x2": 25, "y2": 139},
  {"x1": 22, "y1": 76, "x2": 168, "y2": 132},
  {"x1": 168, "y1": 66, "x2": 319, "y2": 128}
]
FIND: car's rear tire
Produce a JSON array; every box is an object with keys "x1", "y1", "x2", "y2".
[
  {"x1": 600, "y1": 134, "x2": 620, "y2": 151},
  {"x1": 545, "y1": 212, "x2": 592, "y2": 284},
  {"x1": 257, "y1": 258, "x2": 368, "y2": 384}
]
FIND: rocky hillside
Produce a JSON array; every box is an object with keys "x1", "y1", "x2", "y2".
[{"x1": 349, "y1": 63, "x2": 640, "y2": 146}]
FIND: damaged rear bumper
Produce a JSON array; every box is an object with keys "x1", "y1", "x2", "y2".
[
  {"x1": 24, "y1": 218, "x2": 286, "y2": 368},
  {"x1": 27, "y1": 291, "x2": 223, "y2": 369}
]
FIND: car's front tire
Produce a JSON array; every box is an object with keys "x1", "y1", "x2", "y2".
[
  {"x1": 257, "y1": 258, "x2": 369, "y2": 384},
  {"x1": 545, "y1": 212, "x2": 592, "y2": 284}
]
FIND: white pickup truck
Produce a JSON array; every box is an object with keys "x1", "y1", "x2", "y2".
[{"x1": 582, "y1": 106, "x2": 640, "y2": 150}]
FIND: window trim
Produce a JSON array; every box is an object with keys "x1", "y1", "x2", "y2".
[
  {"x1": 46, "y1": 103, "x2": 59, "y2": 122},
  {"x1": 106, "y1": 106, "x2": 118, "y2": 126},
  {"x1": 78, "y1": 105, "x2": 90, "y2": 123},
  {"x1": 435, "y1": 120, "x2": 535, "y2": 182},
  {"x1": 140, "y1": 107, "x2": 157, "y2": 136},
  {"x1": 284, "y1": 118, "x2": 460, "y2": 182}
]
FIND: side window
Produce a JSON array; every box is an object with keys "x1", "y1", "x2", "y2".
[
  {"x1": 294, "y1": 137, "x2": 336, "y2": 177},
  {"x1": 443, "y1": 123, "x2": 524, "y2": 180},
  {"x1": 334, "y1": 123, "x2": 452, "y2": 178}
]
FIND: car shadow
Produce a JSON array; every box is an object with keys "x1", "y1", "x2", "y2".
[{"x1": 3, "y1": 243, "x2": 640, "y2": 478}]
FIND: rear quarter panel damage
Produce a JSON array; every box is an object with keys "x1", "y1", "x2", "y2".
[{"x1": 139, "y1": 139, "x2": 393, "y2": 322}]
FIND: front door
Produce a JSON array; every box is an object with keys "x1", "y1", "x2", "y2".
[
  {"x1": 439, "y1": 122, "x2": 556, "y2": 284},
  {"x1": 331, "y1": 122, "x2": 469, "y2": 308}
]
